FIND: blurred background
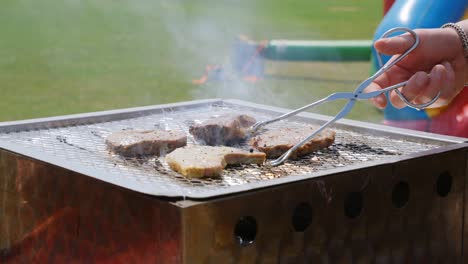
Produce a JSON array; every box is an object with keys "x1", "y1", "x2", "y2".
[{"x1": 0, "y1": 0, "x2": 382, "y2": 122}]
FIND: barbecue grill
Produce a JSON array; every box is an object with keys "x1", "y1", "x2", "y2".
[{"x1": 1, "y1": 99, "x2": 467, "y2": 263}]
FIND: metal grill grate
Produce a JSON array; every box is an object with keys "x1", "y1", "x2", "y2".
[{"x1": 0, "y1": 100, "x2": 449, "y2": 198}]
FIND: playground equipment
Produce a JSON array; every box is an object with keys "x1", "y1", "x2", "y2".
[
  {"x1": 229, "y1": 37, "x2": 371, "y2": 82},
  {"x1": 194, "y1": 36, "x2": 372, "y2": 84}
]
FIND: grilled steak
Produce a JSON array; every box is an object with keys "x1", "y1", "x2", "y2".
[
  {"x1": 189, "y1": 114, "x2": 256, "y2": 145},
  {"x1": 249, "y1": 126, "x2": 335, "y2": 159},
  {"x1": 165, "y1": 145, "x2": 266, "y2": 178},
  {"x1": 106, "y1": 130, "x2": 187, "y2": 157}
]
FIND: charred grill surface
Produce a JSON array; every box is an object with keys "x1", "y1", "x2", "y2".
[{"x1": 0, "y1": 100, "x2": 450, "y2": 198}]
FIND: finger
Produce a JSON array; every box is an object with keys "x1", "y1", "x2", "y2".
[
  {"x1": 365, "y1": 82, "x2": 387, "y2": 109},
  {"x1": 366, "y1": 57, "x2": 415, "y2": 109},
  {"x1": 374, "y1": 33, "x2": 415, "y2": 55},
  {"x1": 389, "y1": 71, "x2": 429, "y2": 108},
  {"x1": 364, "y1": 64, "x2": 395, "y2": 109},
  {"x1": 416, "y1": 64, "x2": 446, "y2": 108},
  {"x1": 435, "y1": 61, "x2": 456, "y2": 104},
  {"x1": 374, "y1": 56, "x2": 416, "y2": 87}
]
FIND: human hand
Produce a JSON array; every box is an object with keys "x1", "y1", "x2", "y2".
[{"x1": 366, "y1": 26, "x2": 467, "y2": 109}]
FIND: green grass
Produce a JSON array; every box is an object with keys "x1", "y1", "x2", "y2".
[{"x1": 0, "y1": 0, "x2": 382, "y2": 122}]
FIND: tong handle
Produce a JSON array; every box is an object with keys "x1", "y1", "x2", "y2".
[
  {"x1": 251, "y1": 28, "x2": 420, "y2": 134},
  {"x1": 375, "y1": 27, "x2": 419, "y2": 72},
  {"x1": 249, "y1": 98, "x2": 327, "y2": 133},
  {"x1": 249, "y1": 92, "x2": 352, "y2": 133},
  {"x1": 373, "y1": 27, "x2": 440, "y2": 110},
  {"x1": 359, "y1": 80, "x2": 441, "y2": 110}
]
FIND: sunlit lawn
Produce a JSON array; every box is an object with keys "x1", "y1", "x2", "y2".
[{"x1": 0, "y1": 0, "x2": 382, "y2": 122}]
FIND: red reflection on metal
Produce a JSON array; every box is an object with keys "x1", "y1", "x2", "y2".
[
  {"x1": 3, "y1": 201, "x2": 179, "y2": 263},
  {"x1": 2, "y1": 207, "x2": 78, "y2": 263},
  {"x1": 1, "y1": 157, "x2": 182, "y2": 263}
]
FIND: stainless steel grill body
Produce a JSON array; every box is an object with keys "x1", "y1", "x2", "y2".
[
  {"x1": 1, "y1": 99, "x2": 467, "y2": 263},
  {"x1": 0, "y1": 99, "x2": 461, "y2": 198}
]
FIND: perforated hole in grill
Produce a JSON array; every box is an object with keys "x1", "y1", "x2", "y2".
[
  {"x1": 234, "y1": 216, "x2": 257, "y2": 246},
  {"x1": 0, "y1": 102, "x2": 446, "y2": 198},
  {"x1": 436, "y1": 172, "x2": 452, "y2": 197},
  {"x1": 292, "y1": 203, "x2": 313, "y2": 232}
]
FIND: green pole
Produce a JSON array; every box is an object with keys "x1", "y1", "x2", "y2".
[{"x1": 263, "y1": 40, "x2": 372, "y2": 62}]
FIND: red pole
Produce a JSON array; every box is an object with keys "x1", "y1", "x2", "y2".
[{"x1": 383, "y1": 0, "x2": 396, "y2": 15}]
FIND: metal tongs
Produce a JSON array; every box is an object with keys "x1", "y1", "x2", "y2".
[{"x1": 249, "y1": 27, "x2": 440, "y2": 166}]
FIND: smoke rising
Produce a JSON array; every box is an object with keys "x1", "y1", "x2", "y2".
[{"x1": 151, "y1": 0, "x2": 371, "y2": 121}]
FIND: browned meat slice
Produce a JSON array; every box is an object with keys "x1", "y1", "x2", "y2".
[
  {"x1": 106, "y1": 130, "x2": 187, "y2": 157},
  {"x1": 165, "y1": 145, "x2": 266, "y2": 178},
  {"x1": 189, "y1": 114, "x2": 256, "y2": 146},
  {"x1": 249, "y1": 126, "x2": 335, "y2": 159}
]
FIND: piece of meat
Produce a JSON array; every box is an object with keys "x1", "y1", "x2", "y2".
[
  {"x1": 249, "y1": 126, "x2": 335, "y2": 159},
  {"x1": 106, "y1": 130, "x2": 187, "y2": 157},
  {"x1": 165, "y1": 145, "x2": 266, "y2": 178},
  {"x1": 189, "y1": 114, "x2": 256, "y2": 146}
]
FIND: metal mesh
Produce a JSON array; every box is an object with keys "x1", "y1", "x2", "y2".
[{"x1": 0, "y1": 102, "x2": 447, "y2": 198}]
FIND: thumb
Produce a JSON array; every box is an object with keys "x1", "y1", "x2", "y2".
[{"x1": 374, "y1": 33, "x2": 415, "y2": 55}]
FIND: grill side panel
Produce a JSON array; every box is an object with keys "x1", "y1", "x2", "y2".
[
  {"x1": 181, "y1": 147, "x2": 466, "y2": 263},
  {"x1": 0, "y1": 150, "x2": 183, "y2": 263}
]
